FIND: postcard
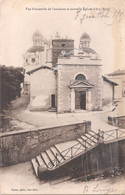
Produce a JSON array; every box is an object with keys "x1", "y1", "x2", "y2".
[{"x1": 0, "y1": 0, "x2": 125, "y2": 194}]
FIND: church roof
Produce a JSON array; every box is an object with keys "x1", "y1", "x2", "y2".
[
  {"x1": 102, "y1": 76, "x2": 118, "y2": 86},
  {"x1": 108, "y1": 69, "x2": 125, "y2": 76},
  {"x1": 32, "y1": 31, "x2": 43, "y2": 39},
  {"x1": 27, "y1": 46, "x2": 44, "y2": 53},
  {"x1": 26, "y1": 66, "x2": 53, "y2": 75},
  {"x1": 82, "y1": 47, "x2": 97, "y2": 54}
]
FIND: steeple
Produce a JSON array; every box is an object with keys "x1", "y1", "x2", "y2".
[{"x1": 55, "y1": 31, "x2": 60, "y2": 39}]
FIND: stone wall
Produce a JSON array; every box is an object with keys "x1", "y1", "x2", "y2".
[
  {"x1": 57, "y1": 64, "x2": 103, "y2": 113},
  {"x1": 108, "y1": 116, "x2": 125, "y2": 128},
  {"x1": 0, "y1": 121, "x2": 91, "y2": 167}
]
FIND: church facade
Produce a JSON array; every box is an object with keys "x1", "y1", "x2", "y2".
[{"x1": 24, "y1": 32, "x2": 117, "y2": 113}]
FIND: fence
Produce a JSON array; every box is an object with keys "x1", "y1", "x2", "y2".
[
  {"x1": 47, "y1": 128, "x2": 125, "y2": 170},
  {"x1": 99, "y1": 128, "x2": 125, "y2": 143}
]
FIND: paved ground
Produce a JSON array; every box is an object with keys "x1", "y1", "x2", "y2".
[
  {"x1": 3, "y1": 95, "x2": 125, "y2": 133},
  {"x1": 1, "y1": 162, "x2": 125, "y2": 194},
  {"x1": 17, "y1": 105, "x2": 118, "y2": 133}
]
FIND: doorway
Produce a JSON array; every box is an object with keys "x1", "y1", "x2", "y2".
[
  {"x1": 80, "y1": 91, "x2": 86, "y2": 109},
  {"x1": 75, "y1": 91, "x2": 86, "y2": 110}
]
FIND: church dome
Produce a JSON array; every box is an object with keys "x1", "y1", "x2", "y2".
[
  {"x1": 32, "y1": 31, "x2": 43, "y2": 39},
  {"x1": 82, "y1": 47, "x2": 97, "y2": 54},
  {"x1": 80, "y1": 32, "x2": 91, "y2": 41}
]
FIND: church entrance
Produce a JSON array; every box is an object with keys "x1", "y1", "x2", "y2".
[{"x1": 75, "y1": 91, "x2": 86, "y2": 110}]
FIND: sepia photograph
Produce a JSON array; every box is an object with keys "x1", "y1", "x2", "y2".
[{"x1": 0, "y1": 0, "x2": 125, "y2": 194}]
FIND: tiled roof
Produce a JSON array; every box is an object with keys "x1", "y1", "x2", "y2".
[
  {"x1": 102, "y1": 76, "x2": 118, "y2": 86},
  {"x1": 26, "y1": 66, "x2": 53, "y2": 75}
]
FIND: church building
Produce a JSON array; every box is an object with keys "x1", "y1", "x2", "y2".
[{"x1": 24, "y1": 31, "x2": 117, "y2": 113}]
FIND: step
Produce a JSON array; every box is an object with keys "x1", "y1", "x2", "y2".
[
  {"x1": 50, "y1": 146, "x2": 65, "y2": 164},
  {"x1": 80, "y1": 136, "x2": 93, "y2": 147},
  {"x1": 36, "y1": 155, "x2": 45, "y2": 167},
  {"x1": 45, "y1": 150, "x2": 55, "y2": 167},
  {"x1": 77, "y1": 138, "x2": 86, "y2": 149},
  {"x1": 48, "y1": 108, "x2": 57, "y2": 112},
  {"x1": 55, "y1": 140, "x2": 79, "y2": 153},
  {"x1": 84, "y1": 134, "x2": 97, "y2": 144},
  {"x1": 55, "y1": 141, "x2": 81, "y2": 161},
  {"x1": 41, "y1": 152, "x2": 53, "y2": 169},
  {"x1": 46, "y1": 149, "x2": 58, "y2": 167},
  {"x1": 50, "y1": 147, "x2": 61, "y2": 165},
  {"x1": 88, "y1": 131, "x2": 98, "y2": 140},
  {"x1": 89, "y1": 130, "x2": 98, "y2": 136},
  {"x1": 31, "y1": 158, "x2": 39, "y2": 177}
]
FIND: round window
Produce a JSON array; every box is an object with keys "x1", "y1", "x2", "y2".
[{"x1": 32, "y1": 58, "x2": 36, "y2": 63}]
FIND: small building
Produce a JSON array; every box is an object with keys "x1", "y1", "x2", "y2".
[
  {"x1": 107, "y1": 70, "x2": 125, "y2": 100},
  {"x1": 27, "y1": 66, "x2": 56, "y2": 111},
  {"x1": 102, "y1": 76, "x2": 118, "y2": 106}
]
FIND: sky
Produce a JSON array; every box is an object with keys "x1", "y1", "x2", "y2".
[{"x1": 0, "y1": 0, "x2": 125, "y2": 74}]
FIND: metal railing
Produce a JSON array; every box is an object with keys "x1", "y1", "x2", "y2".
[
  {"x1": 47, "y1": 128, "x2": 125, "y2": 170},
  {"x1": 100, "y1": 128, "x2": 125, "y2": 143},
  {"x1": 47, "y1": 132, "x2": 99, "y2": 169}
]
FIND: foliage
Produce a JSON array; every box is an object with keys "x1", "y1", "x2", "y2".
[{"x1": 0, "y1": 65, "x2": 24, "y2": 111}]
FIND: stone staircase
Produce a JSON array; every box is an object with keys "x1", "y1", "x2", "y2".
[
  {"x1": 48, "y1": 107, "x2": 57, "y2": 112},
  {"x1": 31, "y1": 130, "x2": 99, "y2": 178}
]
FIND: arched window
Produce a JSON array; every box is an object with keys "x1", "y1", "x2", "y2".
[{"x1": 75, "y1": 74, "x2": 86, "y2": 80}]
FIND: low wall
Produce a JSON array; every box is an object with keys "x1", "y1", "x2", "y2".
[
  {"x1": 0, "y1": 121, "x2": 91, "y2": 167},
  {"x1": 38, "y1": 139, "x2": 125, "y2": 180},
  {"x1": 108, "y1": 116, "x2": 125, "y2": 128}
]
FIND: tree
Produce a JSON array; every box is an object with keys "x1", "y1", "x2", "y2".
[{"x1": 0, "y1": 65, "x2": 24, "y2": 111}]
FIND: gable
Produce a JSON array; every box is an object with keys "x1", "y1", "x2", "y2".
[
  {"x1": 26, "y1": 65, "x2": 54, "y2": 75},
  {"x1": 69, "y1": 80, "x2": 94, "y2": 89}
]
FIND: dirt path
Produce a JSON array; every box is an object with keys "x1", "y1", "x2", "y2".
[
  {"x1": 1, "y1": 161, "x2": 125, "y2": 194},
  {"x1": 1, "y1": 95, "x2": 35, "y2": 133}
]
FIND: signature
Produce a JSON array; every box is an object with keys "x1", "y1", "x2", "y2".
[
  {"x1": 83, "y1": 184, "x2": 117, "y2": 194},
  {"x1": 75, "y1": 7, "x2": 124, "y2": 26}
]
